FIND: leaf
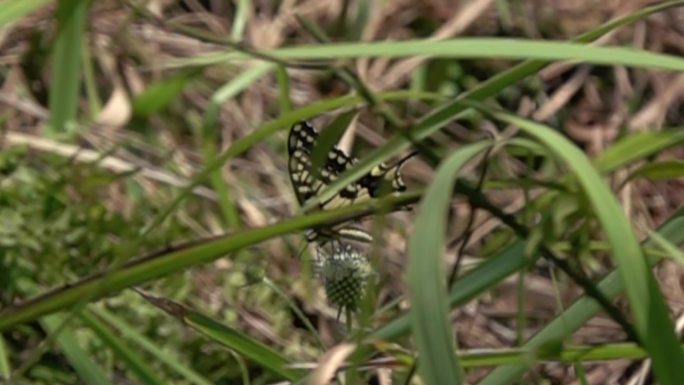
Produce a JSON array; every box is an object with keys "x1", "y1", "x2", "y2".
[
  {"x1": 132, "y1": 71, "x2": 199, "y2": 117},
  {"x1": 310, "y1": 110, "x2": 358, "y2": 179},
  {"x1": 47, "y1": 0, "x2": 90, "y2": 135},
  {"x1": 483, "y1": 109, "x2": 684, "y2": 385},
  {"x1": 595, "y1": 130, "x2": 684, "y2": 172},
  {"x1": 408, "y1": 142, "x2": 490, "y2": 385},
  {"x1": 627, "y1": 160, "x2": 684, "y2": 181}
]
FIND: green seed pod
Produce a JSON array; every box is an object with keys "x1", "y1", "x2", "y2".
[{"x1": 315, "y1": 244, "x2": 374, "y2": 312}]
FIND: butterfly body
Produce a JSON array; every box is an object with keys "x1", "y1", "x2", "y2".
[{"x1": 288, "y1": 121, "x2": 413, "y2": 245}]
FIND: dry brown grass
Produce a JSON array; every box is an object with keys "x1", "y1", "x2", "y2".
[{"x1": 2, "y1": 1, "x2": 684, "y2": 384}]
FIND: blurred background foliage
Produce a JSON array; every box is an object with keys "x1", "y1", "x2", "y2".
[{"x1": 1, "y1": 0, "x2": 684, "y2": 384}]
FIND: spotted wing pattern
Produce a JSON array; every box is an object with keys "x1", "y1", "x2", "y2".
[{"x1": 287, "y1": 121, "x2": 413, "y2": 243}]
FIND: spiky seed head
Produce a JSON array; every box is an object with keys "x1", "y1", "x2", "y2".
[{"x1": 315, "y1": 244, "x2": 374, "y2": 311}]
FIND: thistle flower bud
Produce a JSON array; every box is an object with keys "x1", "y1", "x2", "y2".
[{"x1": 315, "y1": 244, "x2": 374, "y2": 312}]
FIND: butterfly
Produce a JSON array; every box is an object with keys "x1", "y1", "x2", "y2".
[{"x1": 287, "y1": 121, "x2": 414, "y2": 245}]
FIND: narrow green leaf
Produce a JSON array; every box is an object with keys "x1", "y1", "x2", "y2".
[
  {"x1": 230, "y1": 0, "x2": 249, "y2": 40},
  {"x1": 136, "y1": 291, "x2": 302, "y2": 381},
  {"x1": 92, "y1": 307, "x2": 215, "y2": 385},
  {"x1": 408, "y1": 142, "x2": 490, "y2": 385},
  {"x1": 458, "y1": 342, "x2": 661, "y2": 367},
  {"x1": 253, "y1": 40, "x2": 684, "y2": 73},
  {"x1": 0, "y1": 335, "x2": 10, "y2": 381},
  {"x1": 484, "y1": 110, "x2": 684, "y2": 385},
  {"x1": 648, "y1": 229, "x2": 684, "y2": 272},
  {"x1": 627, "y1": 160, "x2": 684, "y2": 181},
  {"x1": 40, "y1": 313, "x2": 113, "y2": 385},
  {"x1": 176, "y1": 38, "x2": 684, "y2": 74},
  {"x1": 203, "y1": 62, "x2": 275, "y2": 227},
  {"x1": 310, "y1": 110, "x2": 358, "y2": 178},
  {"x1": 369, "y1": 204, "x2": 684, "y2": 384},
  {"x1": 132, "y1": 71, "x2": 198, "y2": 117},
  {"x1": 48, "y1": 0, "x2": 89, "y2": 136},
  {"x1": 275, "y1": 64, "x2": 292, "y2": 113},
  {"x1": 80, "y1": 311, "x2": 166, "y2": 385},
  {"x1": 0, "y1": 0, "x2": 51, "y2": 29},
  {"x1": 595, "y1": 130, "x2": 684, "y2": 172},
  {"x1": 141, "y1": 90, "x2": 440, "y2": 237},
  {"x1": 308, "y1": 2, "x2": 684, "y2": 211},
  {"x1": 211, "y1": 63, "x2": 275, "y2": 104},
  {"x1": 0, "y1": 190, "x2": 420, "y2": 330},
  {"x1": 478, "y1": 209, "x2": 684, "y2": 385},
  {"x1": 185, "y1": 313, "x2": 303, "y2": 381}
]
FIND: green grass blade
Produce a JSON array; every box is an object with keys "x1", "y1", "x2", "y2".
[
  {"x1": 48, "y1": 0, "x2": 89, "y2": 136},
  {"x1": 0, "y1": 190, "x2": 420, "y2": 330},
  {"x1": 310, "y1": 110, "x2": 358, "y2": 178},
  {"x1": 0, "y1": 334, "x2": 10, "y2": 381},
  {"x1": 372, "y1": 241, "x2": 532, "y2": 342},
  {"x1": 230, "y1": 0, "x2": 249, "y2": 40},
  {"x1": 211, "y1": 40, "x2": 684, "y2": 73},
  {"x1": 647, "y1": 229, "x2": 684, "y2": 271},
  {"x1": 137, "y1": 292, "x2": 303, "y2": 381},
  {"x1": 185, "y1": 312, "x2": 303, "y2": 381},
  {"x1": 173, "y1": 0, "x2": 684, "y2": 69},
  {"x1": 594, "y1": 130, "x2": 684, "y2": 172},
  {"x1": 626, "y1": 160, "x2": 684, "y2": 182},
  {"x1": 481, "y1": 110, "x2": 684, "y2": 385},
  {"x1": 275, "y1": 64, "x2": 292, "y2": 113},
  {"x1": 0, "y1": 0, "x2": 51, "y2": 28},
  {"x1": 80, "y1": 311, "x2": 166, "y2": 385},
  {"x1": 211, "y1": 63, "x2": 275, "y2": 104},
  {"x1": 92, "y1": 307, "x2": 215, "y2": 385},
  {"x1": 40, "y1": 313, "x2": 114, "y2": 385},
  {"x1": 308, "y1": 1, "x2": 683, "y2": 210},
  {"x1": 203, "y1": 63, "x2": 275, "y2": 227},
  {"x1": 478, "y1": 209, "x2": 684, "y2": 384},
  {"x1": 132, "y1": 71, "x2": 198, "y2": 117},
  {"x1": 458, "y1": 342, "x2": 667, "y2": 367},
  {"x1": 140, "y1": 90, "x2": 441, "y2": 237},
  {"x1": 408, "y1": 142, "x2": 491, "y2": 385}
]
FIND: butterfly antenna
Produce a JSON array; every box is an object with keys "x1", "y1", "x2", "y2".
[{"x1": 391, "y1": 150, "x2": 419, "y2": 169}]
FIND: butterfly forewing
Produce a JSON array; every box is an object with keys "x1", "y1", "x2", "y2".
[{"x1": 287, "y1": 120, "x2": 413, "y2": 244}]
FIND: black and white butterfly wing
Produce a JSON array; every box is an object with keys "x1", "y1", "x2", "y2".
[
  {"x1": 357, "y1": 151, "x2": 415, "y2": 199},
  {"x1": 287, "y1": 121, "x2": 413, "y2": 244},
  {"x1": 288, "y1": 121, "x2": 360, "y2": 210}
]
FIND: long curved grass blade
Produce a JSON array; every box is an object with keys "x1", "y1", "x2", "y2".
[
  {"x1": 408, "y1": 142, "x2": 491, "y2": 385},
  {"x1": 204, "y1": 63, "x2": 276, "y2": 227},
  {"x1": 40, "y1": 313, "x2": 114, "y2": 385},
  {"x1": 595, "y1": 130, "x2": 684, "y2": 172},
  {"x1": 647, "y1": 229, "x2": 684, "y2": 271},
  {"x1": 480, "y1": 110, "x2": 684, "y2": 385},
  {"x1": 0, "y1": 336, "x2": 8, "y2": 381},
  {"x1": 372, "y1": 241, "x2": 531, "y2": 342},
  {"x1": 458, "y1": 341, "x2": 681, "y2": 367},
  {"x1": 186, "y1": 313, "x2": 303, "y2": 381},
  {"x1": 48, "y1": 0, "x2": 89, "y2": 135},
  {"x1": 136, "y1": 291, "x2": 304, "y2": 381},
  {"x1": 626, "y1": 160, "x2": 684, "y2": 182},
  {"x1": 478, "y1": 208, "x2": 684, "y2": 384},
  {"x1": 310, "y1": 110, "x2": 358, "y2": 178},
  {"x1": 0, "y1": 0, "x2": 51, "y2": 28},
  {"x1": 79, "y1": 311, "x2": 166, "y2": 385},
  {"x1": 172, "y1": 1, "x2": 684, "y2": 69},
  {"x1": 132, "y1": 71, "x2": 200, "y2": 117},
  {"x1": 0, "y1": 190, "x2": 421, "y2": 331},
  {"x1": 92, "y1": 307, "x2": 215, "y2": 385},
  {"x1": 141, "y1": 90, "x2": 441, "y2": 236},
  {"x1": 200, "y1": 40, "x2": 684, "y2": 73},
  {"x1": 308, "y1": 1, "x2": 684, "y2": 210}
]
